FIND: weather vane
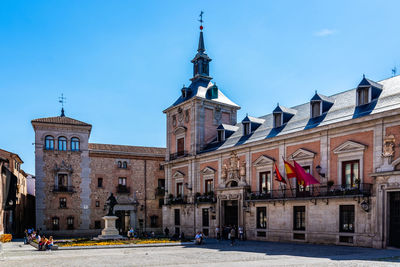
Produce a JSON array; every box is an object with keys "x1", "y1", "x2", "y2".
[
  {"x1": 392, "y1": 66, "x2": 397, "y2": 77},
  {"x1": 59, "y1": 93, "x2": 66, "y2": 117},
  {"x1": 199, "y1": 11, "x2": 204, "y2": 30}
]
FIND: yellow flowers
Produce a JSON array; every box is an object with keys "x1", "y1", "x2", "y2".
[
  {"x1": 0, "y1": 234, "x2": 12, "y2": 243},
  {"x1": 58, "y1": 238, "x2": 179, "y2": 247}
]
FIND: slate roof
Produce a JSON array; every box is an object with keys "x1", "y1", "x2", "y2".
[
  {"x1": 165, "y1": 79, "x2": 240, "y2": 111},
  {"x1": 89, "y1": 143, "x2": 165, "y2": 156},
  {"x1": 31, "y1": 116, "x2": 91, "y2": 127},
  {"x1": 202, "y1": 75, "x2": 400, "y2": 153},
  {"x1": 217, "y1": 124, "x2": 239, "y2": 132}
]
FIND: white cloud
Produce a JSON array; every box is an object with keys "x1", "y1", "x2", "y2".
[{"x1": 314, "y1": 29, "x2": 337, "y2": 37}]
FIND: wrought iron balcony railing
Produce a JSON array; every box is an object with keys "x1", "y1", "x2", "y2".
[
  {"x1": 195, "y1": 192, "x2": 216, "y2": 203},
  {"x1": 52, "y1": 185, "x2": 74, "y2": 193},
  {"x1": 169, "y1": 151, "x2": 190, "y2": 161},
  {"x1": 166, "y1": 195, "x2": 188, "y2": 205},
  {"x1": 116, "y1": 185, "x2": 130, "y2": 194},
  {"x1": 246, "y1": 183, "x2": 372, "y2": 201}
]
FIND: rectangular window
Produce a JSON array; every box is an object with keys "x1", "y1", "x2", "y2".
[
  {"x1": 357, "y1": 88, "x2": 369, "y2": 106},
  {"x1": 340, "y1": 205, "x2": 355, "y2": 233},
  {"x1": 205, "y1": 179, "x2": 214, "y2": 193},
  {"x1": 177, "y1": 138, "x2": 184, "y2": 156},
  {"x1": 342, "y1": 160, "x2": 359, "y2": 186},
  {"x1": 176, "y1": 182, "x2": 183, "y2": 197},
  {"x1": 243, "y1": 122, "x2": 250, "y2": 135},
  {"x1": 158, "y1": 179, "x2": 165, "y2": 189},
  {"x1": 259, "y1": 172, "x2": 271, "y2": 193},
  {"x1": 95, "y1": 201, "x2": 100, "y2": 207},
  {"x1": 202, "y1": 208, "x2": 209, "y2": 227},
  {"x1": 58, "y1": 173, "x2": 68, "y2": 189},
  {"x1": 150, "y1": 215, "x2": 158, "y2": 228},
  {"x1": 52, "y1": 217, "x2": 59, "y2": 231},
  {"x1": 118, "y1": 177, "x2": 127, "y2": 186},
  {"x1": 217, "y1": 130, "x2": 224, "y2": 142},
  {"x1": 174, "y1": 209, "x2": 180, "y2": 226},
  {"x1": 95, "y1": 220, "x2": 101, "y2": 229},
  {"x1": 293, "y1": 206, "x2": 306, "y2": 231},
  {"x1": 274, "y1": 113, "x2": 282, "y2": 128},
  {"x1": 67, "y1": 217, "x2": 74, "y2": 230},
  {"x1": 59, "y1": 197, "x2": 67, "y2": 209},
  {"x1": 311, "y1": 101, "x2": 321, "y2": 118},
  {"x1": 256, "y1": 207, "x2": 267, "y2": 229},
  {"x1": 97, "y1": 178, "x2": 103, "y2": 188}
]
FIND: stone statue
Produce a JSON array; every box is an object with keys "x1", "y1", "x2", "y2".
[
  {"x1": 383, "y1": 135, "x2": 395, "y2": 158},
  {"x1": 106, "y1": 193, "x2": 118, "y2": 216}
]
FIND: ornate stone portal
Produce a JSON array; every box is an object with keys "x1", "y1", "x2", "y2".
[{"x1": 221, "y1": 151, "x2": 247, "y2": 187}]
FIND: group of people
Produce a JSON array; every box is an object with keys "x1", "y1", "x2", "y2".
[
  {"x1": 24, "y1": 228, "x2": 54, "y2": 251},
  {"x1": 216, "y1": 225, "x2": 245, "y2": 246},
  {"x1": 194, "y1": 232, "x2": 205, "y2": 245},
  {"x1": 127, "y1": 228, "x2": 156, "y2": 239}
]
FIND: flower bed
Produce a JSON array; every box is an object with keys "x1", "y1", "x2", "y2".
[
  {"x1": 0, "y1": 234, "x2": 12, "y2": 243},
  {"x1": 57, "y1": 238, "x2": 178, "y2": 247}
]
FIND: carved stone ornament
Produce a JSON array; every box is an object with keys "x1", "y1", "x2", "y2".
[
  {"x1": 185, "y1": 109, "x2": 190, "y2": 123},
  {"x1": 54, "y1": 160, "x2": 73, "y2": 173},
  {"x1": 383, "y1": 135, "x2": 395, "y2": 158},
  {"x1": 178, "y1": 107, "x2": 184, "y2": 123},
  {"x1": 214, "y1": 106, "x2": 222, "y2": 123},
  {"x1": 172, "y1": 115, "x2": 177, "y2": 127},
  {"x1": 221, "y1": 151, "x2": 247, "y2": 186}
]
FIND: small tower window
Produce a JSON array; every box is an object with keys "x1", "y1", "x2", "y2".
[
  {"x1": 357, "y1": 87, "x2": 370, "y2": 106},
  {"x1": 45, "y1": 136, "x2": 54, "y2": 150},
  {"x1": 311, "y1": 101, "x2": 321, "y2": 118},
  {"x1": 58, "y1": 136, "x2": 67, "y2": 151},
  {"x1": 122, "y1": 161, "x2": 127, "y2": 169},
  {"x1": 118, "y1": 161, "x2": 122, "y2": 168},
  {"x1": 217, "y1": 130, "x2": 225, "y2": 142},
  {"x1": 71, "y1": 137, "x2": 80, "y2": 151},
  {"x1": 243, "y1": 122, "x2": 250, "y2": 135},
  {"x1": 273, "y1": 113, "x2": 282, "y2": 128}
]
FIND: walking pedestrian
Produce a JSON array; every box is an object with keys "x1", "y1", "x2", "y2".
[{"x1": 230, "y1": 228, "x2": 236, "y2": 246}]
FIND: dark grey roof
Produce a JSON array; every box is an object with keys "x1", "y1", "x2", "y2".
[
  {"x1": 217, "y1": 124, "x2": 239, "y2": 132},
  {"x1": 242, "y1": 115, "x2": 265, "y2": 124},
  {"x1": 273, "y1": 105, "x2": 297, "y2": 114},
  {"x1": 165, "y1": 79, "x2": 240, "y2": 111},
  {"x1": 311, "y1": 93, "x2": 334, "y2": 103},
  {"x1": 202, "y1": 76, "x2": 400, "y2": 153}
]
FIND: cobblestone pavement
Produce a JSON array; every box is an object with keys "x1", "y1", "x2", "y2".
[{"x1": 1, "y1": 240, "x2": 400, "y2": 267}]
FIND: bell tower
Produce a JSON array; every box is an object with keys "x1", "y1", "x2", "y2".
[{"x1": 163, "y1": 14, "x2": 240, "y2": 161}]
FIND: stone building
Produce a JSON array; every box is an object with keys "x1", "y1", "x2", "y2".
[
  {"x1": 32, "y1": 112, "x2": 165, "y2": 236},
  {"x1": 0, "y1": 149, "x2": 33, "y2": 236},
  {"x1": 162, "y1": 25, "x2": 400, "y2": 248}
]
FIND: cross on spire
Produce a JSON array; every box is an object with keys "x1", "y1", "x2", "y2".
[
  {"x1": 199, "y1": 11, "x2": 204, "y2": 30},
  {"x1": 59, "y1": 93, "x2": 66, "y2": 117}
]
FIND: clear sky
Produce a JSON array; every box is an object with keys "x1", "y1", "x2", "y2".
[{"x1": 1, "y1": 0, "x2": 400, "y2": 175}]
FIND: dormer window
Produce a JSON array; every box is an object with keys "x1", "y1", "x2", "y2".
[
  {"x1": 311, "y1": 101, "x2": 321, "y2": 118},
  {"x1": 181, "y1": 86, "x2": 191, "y2": 99},
  {"x1": 273, "y1": 113, "x2": 282, "y2": 128},
  {"x1": 217, "y1": 130, "x2": 225, "y2": 142},
  {"x1": 243, "y1": 122, "x2": 250, "y2": 135},
  {"x1": 357, "y1": 87, "x2": 370, "y2": 106}
]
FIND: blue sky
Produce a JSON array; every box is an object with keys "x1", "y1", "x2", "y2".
[{"x1": 1, "y1": 0, "x2": 400, "y2": 174}]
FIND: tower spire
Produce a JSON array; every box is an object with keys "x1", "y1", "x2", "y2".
[
  {"x1": 191, "y1": 11, "x2": 212, "y2": 81},
  {"x1": 59, "y1": 93, "x2": 66, "y2": 117}
]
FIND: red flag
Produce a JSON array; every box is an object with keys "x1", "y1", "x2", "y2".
[
  {"x1": 284, "y1": 160, "x2": 297, "y2": 179},
  {"x1": 293, "y1": 160, "x2": 320, "y2": 186},
  {"x1": 274, "y1": 163, "x2": 286, "y2": 184}
]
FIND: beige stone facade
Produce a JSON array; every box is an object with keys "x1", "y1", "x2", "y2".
[{"x1": 32, "y1": 117, "x2": 165, "y2": 236}]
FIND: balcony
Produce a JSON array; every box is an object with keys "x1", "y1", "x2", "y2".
[
  {"x1": 246, "y1": 183, "x2": 372, "y2": 201},
  {"x1": 52, "y1": 185, "x2": 74, "y2": 193},
  {"x1": 195, "y1": 192, "x2": 216, "y2": 203},
  {"x1": 116, "y1": 185, "x2": 130, "y2": 194},
  {"x1": 166, "y1": 195, "x2": 188, "y2": 205},
  {"x1": 169, "y1": 151, "x2": 190, "y2": 161},
  {"x1": 155, "y1": 187, "x2": 165, "y2": 196}
]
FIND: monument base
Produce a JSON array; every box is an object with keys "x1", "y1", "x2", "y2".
[{"x1": 95, "y1": 216, "x2": 124, "y2": 240}]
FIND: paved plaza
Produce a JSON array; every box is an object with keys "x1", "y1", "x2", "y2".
[{"x1": 1, "y1": 240, "x2": 400, "y2": 266}]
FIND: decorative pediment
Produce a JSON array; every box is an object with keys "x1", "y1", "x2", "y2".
[
  {"x1": 174, "y1": 126, "x2": 187, "y2": 135},
  {"x1": 172, "y1": 171, "x2": 185, "y2": 179},
  {"x1": 253, "y1": 155, "x2": 275, "y2": 167},
  {"x1": 291, "y1": 148, "x2": 316, "y2": 160},
  {"x1": 202, "y1": 166, "x2": 216, "y2": 175},
  {"x1": 333, "y1": 140, "x2": 367, "y2": 154},
  {"x1": 54, "y1": 160, "x2": 73, "y2": 173}
]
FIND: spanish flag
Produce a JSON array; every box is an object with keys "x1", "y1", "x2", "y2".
[
  {"x1": 284, "y1": 160, "x2": 297, "y2": 179},
  {"x1": 274, "y1": 163, "x2": 286, "y2": 184}
]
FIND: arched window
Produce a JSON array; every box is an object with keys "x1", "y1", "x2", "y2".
[
  {"x1": 58, "y1": 137, "x2": 67, "y2": 151},
  {"x1": 118, "y1": 161, "x2": 122, "y2": 168},
  {"x1": 71, "y1": 137, "x2": 80, "y2": 151},
  {"x1": 45, "y1": 136, "x2": 54, "y2": 150},
  {"x1": 122, "y1": 161, "x2": 127, "y2": 169}
]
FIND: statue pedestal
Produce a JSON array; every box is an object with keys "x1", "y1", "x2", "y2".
[
  {"x1": 96, "y1": 216, "x2": 124, "y2": 240},
  {"x1": 377, "y1": 157, "x2": 394, "y2": 172}
]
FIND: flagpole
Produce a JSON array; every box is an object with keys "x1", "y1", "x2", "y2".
[{"x1": 282, "y1": 156, "x2": 294, "y2": 197}]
